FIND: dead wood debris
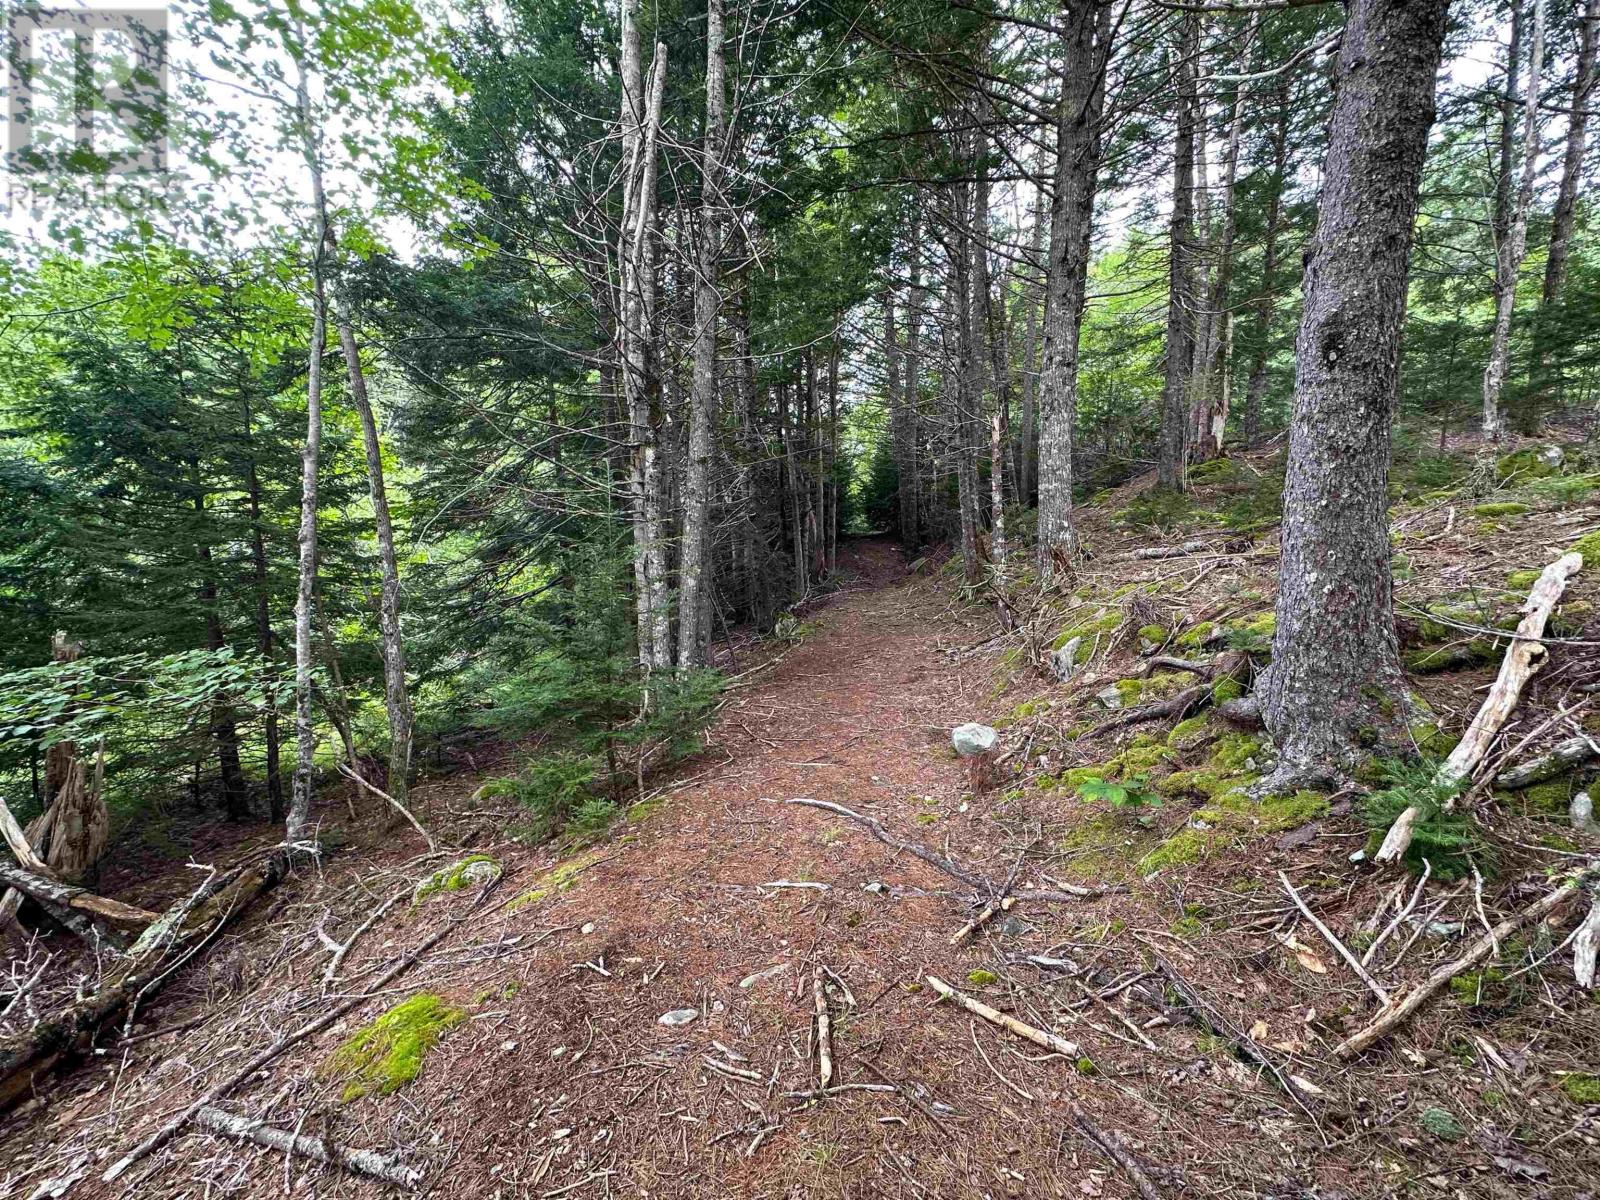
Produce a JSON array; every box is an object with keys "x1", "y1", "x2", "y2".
[{"x1": 193, "y1": 1105, "x2": 423, "y2": 1189}]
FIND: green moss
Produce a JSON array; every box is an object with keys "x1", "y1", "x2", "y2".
[
  {"x1": 1522, "y1": 779, "x2": 1573, "y2": 814},
  {"x1": 1170, "y1": 914, "x2": 1206, "y2": 939},
  {"x1": 1209, "y1": 733, "x2": 1262, "y2": 772},
  {"x1": 1052, "y1": 610, "x2": 1123, "y2": 651},
  {"x1": 1143, "y1": 671, "x2": 1193, "y2": 700},
  {"x1": 326, "y1": 993, "x2": 465, "y2": 1101},
  {"x1": 1496, "y1": 447, "x2": 1562, "y2": 483},
  {"x1": 1472, "y1": 502, "x2": 1529, "y2": 518},
  {"x1": 414, "y1": 855, "x2": 500, "y2": 903},
  {"x1": 966, "y1": 969, "x2": 999, "y2": 986},
  {"x1": 1447, "y1": 965, "x2": 1524, "y2": 1011},
  {"x1": 1561, "y1": 1073, "x2": 1600, "y2": 1104},
  {"x1": 1075, "y1": 1056, "x2": 1100, "y2": 1076},
  {"x1": 626, "y1": 795, "x2": 668, "y2": 824},
  {"x1": 1527, "y1": 474, "x2": 1598, "y2": 504},
  {"x1": 1113, "y1": 678, "x2": 1144, "y2": 705},
  {"x1": 1420, "y1": 1107, "x2": 1466, "y2": 1142},
  {"x1": 1175, "y1": 621, "x2": 1214, "y2": 648},
  {"x1": 1404, "y1": 640, "x2": 1500, "y2": 674},
  {"x1": 1409, "y1": 722, "x2": 1461, "y2": 757},
  {"x1": 1210, "y1": 677, "x2": 1244, "y2": 704},
  {"x1": 1167, "y1": 715, "x2": 1211, "y2": 749},
  {"x1": 1136, "y1": 828, "x2": 1213, "y2": 873},
  {"x1": 1137, "y1": 624, "x2": 1167, "y2": 644},
  {"x1": 1108, "y1": 739, "x2": 1173, "y2": 776},
  {"x1": 1232, "y1": 612, "x2": 1277, "y2": 638},
  {"x1": 507, "y1": 846, "x2": 606, "y2": 911},
  {"x1": 1506, "y1": 570, "x2": 1542, "y2": 589},
  {"x1": 1568, "y1": 530, "x2": 1600, "y2": 565},
  {"x1": 1551, "y1": 600, "x2": 1595, "y2": 637},
  {"x1": 1011, "y1": 698, "x2": 1048, "y2": 721}
]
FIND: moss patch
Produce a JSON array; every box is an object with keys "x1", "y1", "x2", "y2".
[
  {"x1": 1570, "y1": 530, "x2": 1600, "y2": 566},
  {"x1": 508, "y1": 846, "x2": 606, "y2": 911},
  {"x1": 1562, "y1": 1073, "x2": 1600, "y2": 1104},
  {"x1": 1472, "y1": 502, "x2": 1529, "y2": 518},
  {"x1": 966, "y1": 969, "x2": 999, "y2": 986},
  {"x1": 414, "y1": 855, "x2": 501, "y2": 903},
  {"x1": 1176, "y1": 621, "x2": 1214, "y2": 649},
  {"x1": 326, "y1": 993, "x2": 464, "y2": 1101}
]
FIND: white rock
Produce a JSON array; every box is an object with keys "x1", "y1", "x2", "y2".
[
  {"x1": 1096, "y1": 685, "x2": 1124, "y2": 710},
  {"x1": 658, "y1": 1008, "x2": 699, "y2": 1027},
  {"x1": 951, "y1": 723, "x2": 998, "y2": 757},
  {"x1": 1572, "y1": 791, "x2": 1598, "y2": 834},
  {"x1": 1051, "y1": 637, "x2": 1083, "y2": 682}
]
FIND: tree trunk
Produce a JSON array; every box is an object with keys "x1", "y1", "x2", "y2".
[
  {"x1": 1157, "y1": 13, "x2": 1198, "y2": 492},
  {"x1": 1035, "y1": 0, "x2": 1111, "y2": 578},
  {"x1": 1242, "y1": 79, "x2": 1290, "y2": 448},
  {"x1": 1194, "y1": 31, "x2": 1252, "y2": 463},
  {"x1": 241, "y1": 398, "x2": 284, "y2": 824},
  {"x1": 1260, "y1": 0, "x2": 1451, "y2": 785},
  {"x1": 1019, "y1": 178, "x2": 1045, "y2": 505},
  {"x1": 288, "y1": 26, "x2": 327, "y2": 846},
  {"x1": 976, "y1": 129, "x2": 1008, "y2": 579},
  {"x1": 678, "y1": 0, "x2": 724, "y2": 671},
  {"x1": 952, "y1": 164, "x2": 983, "y2": 586},
  {"x1": 333, "y1": 313, "x2": 414, "y2": 809},
  {"x1": 905, "y1": 214, "x2": 925, "y2": 550},
  {"x1": 1537, "y1": 0, "x2": 1598, "y2": 403},
  {"x1": 1482, "y1": 0, "x2": 1545, "y2": 441}
]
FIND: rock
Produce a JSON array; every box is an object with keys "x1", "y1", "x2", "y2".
[
  {"x1": 658, "y1": 1008, "x2": 699, "y2": 1027},
  {"x1": 1537, "y1": 445, "x2": 1565, "y2": 470},
  {"x1": 1095, "y1": 685, "x2": 1123, "y2": 710},
  {"x1": 951, "y1": 723, "x2": 998, "y2": 757},
  {"x1": 1572, "y1": 791, "x2": 1599, "y2": 835},
  {"x1": 1051, "y1": 637, "x2": 1083, "y2": 682},
  {"x1": 998, "y1": 915, "x2": 1031, "y2": 938}
]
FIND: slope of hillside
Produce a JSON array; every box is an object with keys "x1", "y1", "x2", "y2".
[{"x1": 4, "y1": 438, "x2": 1600, "y2": 1200}]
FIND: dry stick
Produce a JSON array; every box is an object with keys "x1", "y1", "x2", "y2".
[
  {"x1": 1334, "y1": 862, "x2": 1599, "y2": 1059},
  {"x1": 951, "y1": 896, "x2": 1015, "y2": 946},
  {"x1": 193, "y1": 1105, "x2": 421, "y2": 1189},
  {"x1": 1362, "y1": 859, "x2": 1431, "y2": 967},
  {"x1": 1070, "y1": 1103, "x2": 1165, "y2": 1200},
  {"x1": 1573, "y1": 892, "x2": 1600, "y2": 989},
  {"x1": 102, "y1": 880, "x2": 499, "y2": 1183},
  {"x1": 322, "y1": 888, "x2": 408, "y2": 986},
  {"x1": 812, "y1": 965, "x2": 833, "y2": 1091},
  {"x1": 336, "y1": 764, "x2": 437, "y2": 852},
  {"x1": 1130, "y1": 540, "x2": 1211, "y2": 560},
  {"x1": 925, "y1": 975, "x2": 1080, "y2": 1056},
  {"x1": 1495, "y1": 732, "x2": 1600, "y2": 789},
  {"x1": 0, "y1": 795, "x2": 51, "y2": 874},
  {"x1": 1152, "y1": 955, "x2": 1322, "y2": 1120},
  {"x1": 1377, "y1": 551, "x2": 1583, "y2": 864},
  {"x1": 783, "y1": 798, "x2": 1118, "y2": 902},
  {"x1": 1277, "y1": 872, "x2": 1390, "y2": 1005}
]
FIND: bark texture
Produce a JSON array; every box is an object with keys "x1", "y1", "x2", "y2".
[
  {"x1": 1157, "y1": 13, "x2": 1198, "y2": 492},
  {"x1": 1035, "y1": 0, "x2": 1111, "y2": 578},
  {"x1": 1260, "y1": 0, "x2": 1451, "y2": 782}
]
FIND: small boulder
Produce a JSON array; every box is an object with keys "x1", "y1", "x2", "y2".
[
  {"x1": 1572, "y1": 791, "x2": 1599, "y2": 835},
  {"x1": 1096, "y1": 685, "x2": 1124, "y2": 710},
  {"x1": 658, "y1": 1008, "x2": 699, "y2": 1027},
  {"x1": 951, "y1": 723, "x2": 998, "y2": 757}
]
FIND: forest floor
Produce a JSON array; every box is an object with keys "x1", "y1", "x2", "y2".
[{"x1": 5, "y1": 437, "x2": 1600, "y2": 1199}]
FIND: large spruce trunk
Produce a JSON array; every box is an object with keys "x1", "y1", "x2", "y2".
[
  {"x1": 1035, "y1": 0, "x2": 1111, "y2": 578},
  {"x1": 1260, "y1": 0, "x2": 1451, "y2": 784},
  {"x1": 1156, "y1": 12, "x2": 1198, "y2": 492}
]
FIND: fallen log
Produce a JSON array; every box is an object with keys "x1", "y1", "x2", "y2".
[
  {"x1": 1377, "y1": 552, "x2": 1583, "y2": 865},
  {"x1": 926, "y1": 975, "x2": 1080, "y2": 1056},
  {"x1": 1494, "y1": 733, "x2": 1600, "y2": 790},
  {"x1": 0, "y1": 860, "x2": 158, "y2": 933},
  {"x1": 1334, "y1": 861, "x2": 1598, "y2": 1058},
  {"x1": 194, "y1": 1105, "x2": 422, "y2": 1189},
  {"x1": 1131, "y1": 540, "x2": 1210, "y2": 561},
  {"x1": 0, "y1": 847, "x2": 290, "y2": 1113}
]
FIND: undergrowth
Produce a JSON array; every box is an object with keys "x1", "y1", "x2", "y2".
[{"x1": 1359, "y1": 759, "x2": 1484, "y2": 878}]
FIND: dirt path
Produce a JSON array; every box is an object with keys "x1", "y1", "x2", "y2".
[{"x1": 3, "y1": 541, "x2": 1163, "y2": 1198}]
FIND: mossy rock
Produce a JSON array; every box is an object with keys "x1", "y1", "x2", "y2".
[
  {"x1": 1175, "y1": 621, "x2": 1215, "y2": 649},
  {"x1": 414, "y1": 855, "x2": 501, "y2": 903},
  {"x1": 1210, "y1": 677, "x2": 1244, "y2": 704},
  {"x1": 966, "y1": 969, "x2": 999, "y2": 986},
  {"x1": 1209, "y1": 733, "x2": 1263, "y2": 772},
  {"x1": 1228, "y1": 612, "x2": 1277, "y2": 639},
  {"x1": 1137, "y1": 623, "x2": 1168, "y2": 645},
  {"x1": 1472, "y1": 501, "x2": 1529, "y2": 518},
  {"x1": 326, "y1": 992, "x2": 464, "y2": 1101},
  {"x1": 1495, "y1": 446, "x2": 1563, "y2": 483},
  {"x1": 1167, "y1": 715, "x2": 1213, "y2": 751},
  {"x1": 1404, "y1": 640, "x2": 1500, "y2": 674},
  {"x1": 1520, "y1": 778, "x2": 1574, "y2": 814},
  {"x1": 1143, "y1": 671, "x2": 1193, "y2": 700},
  {"x1": 1051, "y1": 611, "x2": 1121, "y2": 651}
]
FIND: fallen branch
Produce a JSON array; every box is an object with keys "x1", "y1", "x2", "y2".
[
  {"x1": 0, "y1": 860, "x2": 158, "y2": 933},
  {"x1": 813, "y1": 965, "x2": 833, "y2": 1091},
  {"x1": 194, "y1": 1105, "x2": 422, "y2": 1189},
  {"x1": 0, "y1": 796, "x2": 50, "y2": 875},
  {"x1": 337, "y1": 764, "x2": 437, "y2": 852},
  {"x1": 1070, "y1": 1103, "x2": 1165, "y2": 1200},
  {"x1": 1377, "y1": 552, "x2": 1583, "y2": 865},
  {"x1": 926, "y1": 975, "x2": 1080, "y2": 1056},
  {"x1": 783, "y1": 798, "x2": 1119, "y2": 903},
  {"x1": 1084, "y1": 652, "x2": 1248, "y2": 740},
  {"x1": 951, "y1": 896, "x2": 1015, "y2": 946},
  {"x1": 322, "y1": 887, "x2": 408, "y2": 986},
  {"x1": 1334, "y1": 862, "x2": 1599, "y2": 1059},
  {"x1": 1278, "y1": 872, "x2": 1390, "y2": 1005},
  {"x1": 102, "y1": 876, "x2": 501, "y2": 1182},
  {"x1": 1494, "y1": 733, "x2": 1600, "y2": 790},
  {"x1": 1574, "y1": 892, "x2": 1600, "y2": 989},
  {"x1": 0, "y1": 847, "x2": 290, "y2": 1112},
  {"x1": 1152, "y1": 955, "x2": 1320, "y2": 1114},
  {"x1": 1131, "y1": 540, "x2": 1210, "y2": 560}
]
